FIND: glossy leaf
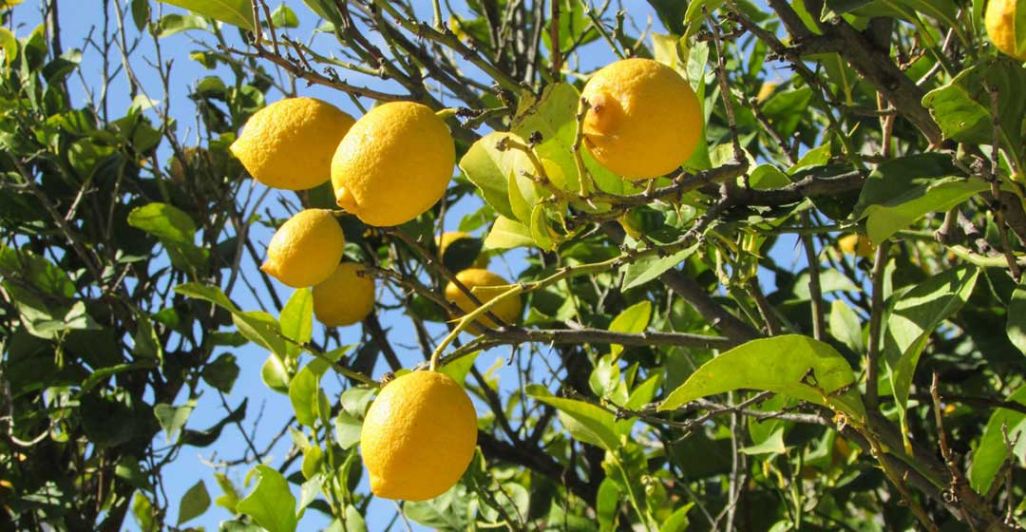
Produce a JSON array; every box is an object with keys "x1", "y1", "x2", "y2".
[
  {"x1": 659, "y1": 335, "x2": 865, "y2": 420},
  {"x1": 969, "y1": 386, "x2": 1026, "y2": 494},
  {"x1": 158, "y1": 0, "x2": 255, "y2": 30},
  {"x1": 237, "y1": 465, "x2": 297, "y2": 532},
  {"x1": 608, "y1": 301, "x2": 653, "y2": 358},
  {"x1": 526, "y1": 384, "x2": 620, "y2": 451}
]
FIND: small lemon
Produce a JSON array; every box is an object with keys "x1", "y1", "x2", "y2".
[
  {"x1": 838, "y1": 233, "x2": 875, "y2": 259},
  {"x1": 231, "y1": 97, "x2": 356, "y2": 190},
  {"x1": 332, "y1": 102, "x2": 455, "y2": 227},
  {"x1": 444, "y1": 268, "x2": 522, "y2": 330},
  {"x1": 438, "y1": 231, "x2": 488, "y2": 269},
  {"x1": 986, "y1": 0, "x2": 1026, "y2": 61},
  {"x1": 360, "y1": 371, "x2": 477, "y2": 501},
  {"x1": 582, "y1": 58, "x2": 703, "y2": 180},
  {"x1": 313, "y1": 262, "x2": 375, "y2": 326},
  {"x1": 261, "y1": 209, "x2": 345, "y2": 288}
]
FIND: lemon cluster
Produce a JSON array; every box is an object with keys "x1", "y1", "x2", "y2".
[{"x1": 233, "y1": 98, "x2": 458, "y2": 327}]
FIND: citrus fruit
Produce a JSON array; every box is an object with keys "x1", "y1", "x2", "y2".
[
  {"x1": 360, "y1": 371, "x2": 477, "y2": 501},
  {"x1": 838, "y1": 233, "x2": 875, "y2": 259},
  {"x1": 312, "y1": 262, "x2": 375, "y2": 326},
  {"x1": 986, "y1": 0, "x2": 1026, "y2": 61},
  {"x1": 331, "y1": 102, "x2": 455, "y2": 226},
  {"x1": 261, "y1": 209, "x2": 345, "y2": 288},
  {"x1": 444, "y1": 268, "x2": 522, "y2": 330},
  {"x1": 581, "y1": 58, "x2": 703, "y2": 180},
  {"x1": 438, "y1": 231, "x2": 488, "y2": 269},
  {"x1": 230, "y1": 97, "x2": 356, "y2": 190}
]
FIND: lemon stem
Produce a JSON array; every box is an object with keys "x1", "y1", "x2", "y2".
[
  {"x1": 435, "y1": 107, "x2": 459, "y2": 120},
  {"x1": 429, "y1": 284, "x2": 524, "y2": 371}
]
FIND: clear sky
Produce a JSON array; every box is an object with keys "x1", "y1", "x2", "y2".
[{"x1": 11, "y1": 1, "x2": 808, "y2": 529}]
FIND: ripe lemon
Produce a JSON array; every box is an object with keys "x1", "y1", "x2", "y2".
[
  {"x1": 261, "y1": 209, "x2": 345, "y2": 288},
  {"x1": 332, "y1": 102, "x2": 455, "y2": 227},
  {"x1": 838, "y1": 233, "x2": 875, "y2": 259},
  {"x1": 438, "y1": 231, "x2": 488, "y2": 269},
  {"x1": 986, "y1": 0, "x2": 1026, "y2": 61},
  {"x1": 581, "y1": 58, "x2": 703, "y2": 180},
  {"x1": 312, "y1": 262, "x2": 375, "y2": 326},
  {"x1": 231, "y1": 97, "x2": 356, "y2": 190},
  {"x1": 444, "y1": 268, "x2": 522, "y2": 330},
  {"x1": 360, "y1": 371, "x2": 477, "y2": 501}
]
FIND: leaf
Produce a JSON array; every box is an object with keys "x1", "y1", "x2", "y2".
[
  {"x1": 659, "y1": 504, "x2": 692, "y2": 532},
  {"x1": 289, "y1": 366, "x2": 322, "y2": 427},
  {"x1": 969, "y1": 386, "x2": 1026, "y2": 494},
  {"x1": 459, "y1": 132, "x2": 520, "y2": 220},
  {"x1": 177, "y1": 480, "x2": 210, "y2": 525},
  {"x1": 203, "y1": 353, "x2": 240, "y2": 393},
  {"x1": 484, "y1": 216, "x2": 535, "y2": 250},
  {"x1": 526, "y1": 384, "x2": 620, "y2": 450},
  {"x1": 334, "y1": 410, "x2": 362, "y2": 449},
  {"x1": 268, "y1": 3, "x2": 299, "y2": 28},
  {"x1": 793, "y1": 269, "x2": 861, "y2": 300},
  {"x1": 158, "y1": 0, "x2": 255, "y2": 30},
  {"x1": 829, "y1": 300, "x2": 864, "y2": 353},
  {"x1": 854, "y1": 153, "x2": 987, "y2": 245},
  {"x1": 127, "y1": 202, "x2": 196, "y2": 244},
  {"x1": 922, "y1": 59, "x2": 1026, "y2": 148},
  {"x1": 1007, "y1": 282, "x2": 1026, "y2": 356},
  {"x1": 237, "y1": 465, "x2": 297, "y2": 532},
  {"x1": 280, "y1": 288, "x2": 313, "y2": 361},
  {"x1": 131, "y1": 0, "x2": 150, "y2": 30},
  {"x1": 621, "y1": 244, "x2": 699, "y2": 291},
  {"x1": 175, "y1": 282, "x2": 239, "y2": 313},
  {"x1": 608, "y1": 301, "x2": 653, "y2": 358},
  {"x1": 439, "y1": 351, "x2": 479, "y2": 385},
  {"x1": 740, "y1": 427, "x2": 787, "y2": 455},
  {"x1": 262, "y1": 353, "x2": 290, "y2": 393},
  {"x1": 659, "y1": 335, "x2": 865, "y2": 420},
  {"x1": 154, "y1": 401, "x2": 194, "y2": 442},
  {"x1": 887, "y1": 266, "x2": 980, "y2": 414}
]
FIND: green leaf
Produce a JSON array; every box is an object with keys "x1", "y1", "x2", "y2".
[
  {"x1": 439, "y1": 351, "x2": 479, "y2": 385},
  {"x1": 526, "y1": 384, "x2": 620, "y2": 450},
  {"x1": 1007, "y1": 282, "x2": 1026, "y2": 356},
  {"x1": 887, "y1": 266, "x2": 979, "y2": 413},
  {"x1": 659, "y1": 335, "x2": 865, "y2": 420},
  {"x1": 262, "y1": 353, "x2": 290, "y2": 393},
  {"x1": 0, "y1": 245, "x2": 75, "y2": 298},
  {"x1": 181, "y1": 399, "x2": 246, "y2": 448},
  {"x1": 740, "y1": 427, "x2": 787, "y2": 455},
  {"x1": 289, "y1": 366, "x2": 321, "y2": 427},
  {"x1": 131, "y1": 0, "x2": 150, "y2": 30},
  {"x1": 334, "y1": 410, "x2": 362, "y2": 449},
  {"x1": 484, "y1": 216, "x2": 535, "y2": 250},
  {"x1": 608, "y1": 301, "x2": 652, "y2": 358},
  {"x1": 829, "y1": 300, "x2": 864, "y2": 353},
  {"x1": 659, "y1": 504, "x2": 692, "y2": 532},
  {"x1": 793, "y1": 269, "x2": 860, "y2": 300},
  {"x1": 214, "y1": 472, "x2": 242, "y2": 512},
  {"x1": 621, "y1": 244, "x2": 699, "y2": 291},
  {"x1": 280, "y1": 288, "x2": 313, "y2": 362},
  {"x1": 459, "y1": 132, "x2": 519, "y2": 220},
  {"x1": 969, "y1": 386, "x2": 1026, "y2": 494},
  {"x1": 268, "y1": 3, "x2": 299, "y2": 28},
  {"x1": 203, "y1": 353, "x2": 240, "y2": 393},
  {"x1": 132, "y1": 314, "x2": 163, "y2": 364},
  {"x1": 175, "y1": 282, "x2": 239, "y2": 312},
  {"x1": 127, "y1": 202, "x2": 196, "y2": 244},
  {"x1": 922, "y1": 60, "x2": 1026, "y2": 148},
  {"x1": 133, "y1": 492, "x2": 158, "y2": 532},
  {"x1": 237, "y1": 465, "x2": 297, "y2": 532},
  {"x1": 177, "y1": 480, "x2": 211, "y2": 525},
  {"x1": 158, "y1": 0, "x2": 255, "y2": 30},
  {"x1": 854, "y1": 154, "x2": 987, "y2": 245},
  {"x1": 233, "y1": 310, "x2": 287, "y2": 357},
  {"x1": 511, "y1": 82, "x2": 582, "y2": 194},
  {"x1": 154, "y1": 401, "x2": 194, "y2": 442}
]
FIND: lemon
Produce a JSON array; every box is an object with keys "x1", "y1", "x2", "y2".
[
  {"x1": 986, "y1": 0, "x2": 1026, "y2": 61},
  {"x1": 581, "y1": 58, "x2": 703, "y2": 180},
  {"x1": 438, "y1": 231, "x2": 488, "y2": 269},
  {"x1": 313, "y1": 262, "x2": 375, "y2": 326},
  {"x1": 261, "y1": 209, "x2": 345, "y2": 288},
  {"x1": 360, "y1": 371, "x2": 477, "y2": 501},
  {"x1": 332, "y1": 102, "x2": 455, "y2": 227},
  {"x1": 756, "y1": 81, "x2": 778, "y2": 103},
  {"x1": 444, "y1": 268, "x2": 522, "y2": 330},
  {"x1": 231, "y1": 97, "x2": 356, "y2": 190},
  {"x1": 838, "y1": 233, "x2": 875, "y2": 259}
]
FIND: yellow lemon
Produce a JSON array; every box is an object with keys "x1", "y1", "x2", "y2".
[
  {"x1": 986, "y1": 0, "x2": 1026, "y2": 61},
  {"x1": 312, "y1": 262, "x2": 375, "y2": 326},
  {"x1": 231, "y1": 97, "x2": 356, "y2": 190},
  {"x1": 332, "y1": 102, "x2": 455, "y2": 227},
  {"x1": 360, "y1": 371, "x2": 477, "y2": 501},
  {"x1": 261, "y1": 209, "x2": 345, "y2": 288},
  {"x1": 838, "y1": 233, "x2": 875, "y2": 259},
  {"x1": 756, "y1": 81, "x2": 778, "y2": 103},
  {"x1": 444, "y1": 268, "x2": 522, "y2": 330},
  {"x1": 581, "y1": 58, "x2": 703, "y2": 180},
  {"x1": 437, "y1": 231, "x2": 488, "y2": 269}
]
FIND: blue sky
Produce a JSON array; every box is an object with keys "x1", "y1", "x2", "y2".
[{"x1": 10, "y1": 1, "x2": 814, "y2": 529}]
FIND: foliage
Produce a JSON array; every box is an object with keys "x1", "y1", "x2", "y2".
[{"x1": 1, "y1": 0, "x2": 1026, "y2": 530}]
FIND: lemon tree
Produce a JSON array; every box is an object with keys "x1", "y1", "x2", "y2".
[{"x1": 3, "y1": 1, "x2": 1026, "y2": 531}]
